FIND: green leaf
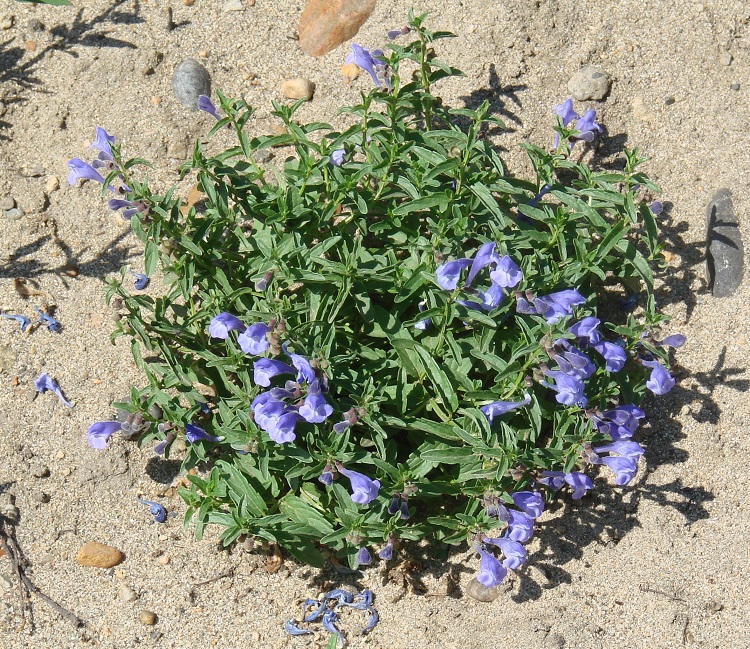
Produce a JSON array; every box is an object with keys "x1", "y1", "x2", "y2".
[{"x1": 414, "y1": 345, "x2": 459, "y2": 412}]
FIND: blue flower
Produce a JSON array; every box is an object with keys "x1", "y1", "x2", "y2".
[
  {"x1": 345, "y1": 43, "x2": 386, "y2": 87},
  {"x1": 489, "y1": 255, "x2": 523, "y2": 289},
  {"x1": 649, "y1": 201, "x2": 664, "y2": 215},
  {"x1": 197, "y1": 94, "x2": 221, "y2": 120},
  {"x1": 329, "y1": 149, "x2": 346, "y2": 166},
  {"x1": 506, "y1": 510, "x2": 535, "y2": 542},
  {"x1": 298, "y1": 379, "x2": 333, "y2": 423},
  {"x1": 538, "y1": 471, "x2": 593, "y2": 499},
  {"x1": 516, "y1": 289, "x2": 585, "y2": 323},
  {"x1": 436, "y1": 258, "x2": 473, "y2": 290},
  {"x1": 87, "y1": 421, "x2": 122, "y2": 449},
  {"x1": 551, "y1": 339, "x2": 596, "y2": 379},
  {"x1": 238, "y1": 322, "x2": 270, "y2": 355},
  {"x1": 208, "y1": 312, "x2": 245, "y2": 339},
  {"x1": 574, "y1": 109, "x2": 603, "y2": 143},
  {"x1": 1, "y1": 311, "x2": 31, "y2": 332},
  {"x1": 321, "y1": 610, "x2": 345, "y2": 646},
  {"x1": 356, "y1": 546, "x2": 372, "y2": 565},
  {"x1": 90, "y1": 127, "x2": 116, "y2": 159},
  {"x1": 34, "y1": 372, "x2": 73, "y2": 407},
  {"x1": 129, "y1": 270, "x2": 149, "y2": 290},
  {"x1": 511, "y1": 491, "x2": 544, "y2": 518},
  {"x1": 592, "y1": 440, "x2": 645, "y2": 462},
  {"x1": 655, "y1": 334, "x2": 686, "y2": 348},
  {"x1": 67, "y1": 158, "x2": 106, "y2": 186},
  {"x1": 185, "y1": 424, "x2": 222, "y2": 443},
  {"x1": 465, "y1": 242, "x2": 498, "y2": 287},
  {"x1": 595, "y1": 455, "x2": 638, "y2": 486},
  {"x1": 33, "y1": 305, "x2": 61, "y2": 332},
  {"x1": 284, "y1": 620, "x2": 313, "y2": 636},
  {"x1": 485, "y1": 537, "x2": 527, "y2": 570},
  {"x1": 479, "y1": 393, "x2": 531, "y2": 424},
  {"x1": 541, "y1": 369, "x2": 588, "y2": 407},
  {"x1": 569, "y1": 316, "x2": 601, "y2": 344},
  {"x1": 108, "y1": 198, "x2": 140, "y2": 220},
  {"x1": 475, "y1": 545, "x2": 507, "y2": 587},
  {"x1": 284, "y1": 345, "x2": 316, "y2": 384},
  {"x1": 253, "y1": 358, "x2": 295, "y2": 387},
  {"x1": 553, "y1": 98, "x2": 580, "y2": 127},
  {"x1": 337, "y1": 464, "x2": 380, "y2": 505},
  {"x1": 641, "y1": 359, "x2": 676, "y2": 395},
  {"x1": 378, "y1": 540, "x2": 394, "y2": 560},
  {"x1": 137, "y1": 497, "x2": 167, "y2": 523},
  {"x1": 592, "y1": 340, "x2": 627, "y2": 372}
]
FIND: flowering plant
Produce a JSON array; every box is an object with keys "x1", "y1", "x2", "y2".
[{"x1": 75, "y1": 13, "x2": 681, "y2": 588}]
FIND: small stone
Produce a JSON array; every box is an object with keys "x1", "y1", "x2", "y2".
[
  {"x1": 719, "y1": 50, "x2": 733, "y2": 66},
  {"x1": 27, "y1": 19, "x2": 45, "y2": 32},
  {"x1": 223, "y1": 0, "x2": 244, "y2": 11},
  {"x1": 298, "y1": 0, "x2": 377, "y2": 57},
  {"x1": 4, "y1": 208, "x2": 23, "y2": 221},
  {"x1": 167, "y1": 140, "x2": 189, "y2": 159},
  {"x1": 140, "y1": 610, "x2": 157, "y2": 625},
  {"x1": 281, "y1": 78, "x2": 315, "y2": 101},
  {"x1": 172, "y1": 59, "x2": 211, "y2": 111},
  {"x1": 157, "y1": 555, "x2": 171, "y2": 566},
  {"x1": 631, "y1": 95, "x2": 655, "y2": 123},
  {"x1": 544, "y1": 633, "x2": 566, "y2": 649},
  {"x1": 182, "y1": 0, "x2": 195, "y2": 5},
  {"x1": 0, "y1": 346, "x2": 17, "y2": 372},
  {"x1": 25, "y1": 41, "x2": 36, "y2": 52},
  {"x1": 31, "y1": 464, "x2": 50, "y2": 479},
  {"x1": 33, "y1": 492, "x2": 50, "y2": 504},
  {"x1": 341, "y1": 62, "x2": 360, "y2": 82},
  {"x1": 45, "y1": 176, "x2": 60, "y2": 193},
  {"x1": 466, "y1": 577, "x2": 500, "y2": 602},
  {"x1": 0, "y1": 504, "x2": 20, "y2": 524},
  {"x1": 664, "y1": 96, "x2": 676, "y2": 106},
  {"x1": 707, "y1": 188, "x2": 744, "y2": 297},
  {"x1": 0, "y1": 14, "x2": 13, "y2": 31},
  {"x1": 567, "y1": 65, "x2": 611, "y2": 101},
  {"x1": 253, "y1": 149, "x2": 274, "y2": 164},
  {"x1": 55, "y1": 450, "x2": 65, "y2": 460},
  {"x1": 0, "y1": 195, "x2": 15, "y2": 210},
  {"x1": 119, "y1": 584, "x2": 139, "y2": 602},
  {"x1": 730, "y1": 83, "x2": 740, "y2": 91},
  {"x1": 76, "y1": 541, "x2": 124, "y2": 568}
]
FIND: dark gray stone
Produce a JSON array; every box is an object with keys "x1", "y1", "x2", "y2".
[
  {"x1": 172, "y1": 59, "x2": 211, "y2": 111},
  {"x1": 706, "y1": 188, "x2": 744, "y2": 297}
]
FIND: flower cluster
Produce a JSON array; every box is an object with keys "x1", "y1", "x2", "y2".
[{"x1": 552, "y1": 98, "x2": 603, "y2": 150}]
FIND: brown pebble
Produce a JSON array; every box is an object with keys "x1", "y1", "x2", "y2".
[
  {"x1": 182, "y1": 0, "x2": 195, "y2": 5},
  {"x1": 45, "y1": 175, "x2": 60, "y2": 193},
  {"x1": 76, "y1": 541, "x2": 124, "y2": 568},
  {"x1": 341, "y1": 62, "x2": 360, "y2": 82},
  {"x1": 465, "y1": 577, "x2": 500, "y2": 602},
  {"x1": 151, "y1": 96, "x2": 162, "y2": 105},
  {"x1": 280, "y1": 78, "x2": 315, "y2": 101},
  {"x1": 140, "y1": 610, "x2": 157, "y2": 625},
  {"x1": 24, "y1": 41, "x2": 36, "y2": 52},
  {"x1": 157, "y1": 555, "x2": 171, "y2": 566}
]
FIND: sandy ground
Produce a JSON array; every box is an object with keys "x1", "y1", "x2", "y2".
[{"x1": 1, "y1": 0, "x2": 749, "y2": 648}]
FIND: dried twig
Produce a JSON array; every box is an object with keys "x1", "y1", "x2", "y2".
[
  {"x1": 639, "y1": 583, "x2": 686, "y2": 603},
  {"x1": 191, "y1": 565, "x2": 237, "y2": 588}
]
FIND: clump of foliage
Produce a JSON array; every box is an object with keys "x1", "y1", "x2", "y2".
[{"x1": 73, "y1": 13, "x2": 681, "y2": 587}]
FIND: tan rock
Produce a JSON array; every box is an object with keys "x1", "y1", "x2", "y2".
[
  {"x1": 140, "y1": 610, "x2": 157, "y2": 625},
  {"x1": 298, "y1": 0, "x2": 377, "y2": 57},
  {"x1": 76, "y1": 541, "x2": 124, "y2": 568},
  {"x1": 281, "y1": 78, "x2": 315, "y2": 101},
  {"x1": 45, "y1": 176, "x2": 60, "y2": 194},
  {"x1": 341, "y1": 62, "x2": 360, "y2": 82}
]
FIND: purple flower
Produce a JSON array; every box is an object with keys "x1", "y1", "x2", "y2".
[
  {"x1": 87, "y1": 421, "x2": 122, "y2": 449},
  {"x1": 318, "y1": 468, "x2": 333, "y2": 486},
  {"x1": 284, "y1": 620, "x2": 314, "y2": 636},
  {"x1": 298, "y1": 379, "x2": 333, "y2": 424},
  {"x1": 592, "y1": 340, "x2": 627, "y2": 372},
  {"x1": 655, "y1": 334, "x2": 686, "y2": 348},
  {"x1": 285, "y1": 347, "x2": 316, "y2": 384},
  {"x1": 485, "y1": 537, "x2": 527, "y2": 570},
  {"x1": 596, "y1": 455, "x2": 638, "y2": 485},
  {"x1": 592, "y1": 440, "x2": 645, "y2": 462},
  {"x1": 345, "y1": 43, "x2": 385, "y2": 87},
  {"x1": 591, "y1": 405, "x2": 645, "y2": 442},
  {"x1": 34, "y1": 372, "x2": 73, "y2": 407},
  {"x1": 506, "y1": 510, "x2": 535, "y2": 542},
  {"x1": 329, "y1": 149, "x2": 346, "y2": 166},
  {"x1": 552, "y1": 340, "x2": 596, "y2": 379},
  {"x1": 67, "y1": 158, "x2": 106, "y2": 186},
  {"x1": 252, "y1": 393, "x2": 302, "y2": 443},
  {"x1": 0, "y1": 311, "x2": 31, "y2": 332},
  {"x1": 129, "y1": 270, "x2": 149, "y2": 290},
  {"x1": 649, "y1": 201, "x2": 664, "y2": 215},
  {"x1": 511, "y1": 491, "x2": 544, "y2": 518},
  {"x1": 137, "y1": 497, "x2": 167, "y2": 523},
  {"x1": 436, "y1": 258, "x2": 473, "y2": 290},
  {"x1": 542, "y1": 370, "x2": 587, "y2": 407},
  {"x1": 574, "y1": 109, "x2": 603, "y2": 143},
  {"x1": 267, "y1": 412, "x2": 303, "y2": 444},
  {"x1": 527, "y1": 183, "x2": 551, "y2": 208},
  {"x1": 197, "y1": 95, "x2": 221, "y2": 120},
  {"x1": 489, "y1": 255, "x2": 523, "y2": 289},
  {"x1": 480, "y1": 393, "x2": 531, "y2": 424},
  {"x1": 465, "y1": 242, "x2": 498, "y2": 287},
  {"x1": 378, "y1": 541, "x2": 393, "y2": 560},
  {"x1": 553, "y1": 98, "x2": 580, "y2": 127},
  {"x1": 338, "y1": 465, "x2": 380, "y2": 505},
  {"x1": 90, "y1": 127, "x2": 116, "y2": 159},
  {"x1": 356, "y1": 547, "x2": 372, "y2": 565},
  {"x1": 108, "y1": 198, "x2": 139, "y2": 220},
  {"x1": 153, "y1": 433, "x2": 174, "y2": 456},
  {"x1": 208, "y1": 312, "x2": 245, "y2": 339},
  {"x1": 238, "y1": 322, "x2": 270, "y2": 355},
  {"x1": 475, "y1": 545, "x2": 507, "y2": 587},
  {"x1": 32, "y1": 306, "x2": 61, "y2": 333},
  {"x1": 641, "y1": 359, "x2": 676, "y2": 395},
  {"x1": 539, "y1": 471, "x2": 594, "y2": 499},
  {"x1": 517, "y1": 289, "x2": 585, "y2": 323},
  {"x1": 569, "y1": 317, "x2": 601, "y2": 344},
  {"x1": 185, "y1": 424, "x2": 222, "y2": 443},
  {"x1": 253, "y1": 358, "x2": 295, "y2": 387}
]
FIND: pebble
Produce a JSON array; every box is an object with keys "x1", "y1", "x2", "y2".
[
  {"x1": 0, "y1": 503, "x2": 20, "y2": 524},
  {"x1": 298, "y1": 0, "x2": 377, "y2": 57},
  {"x1": 45, "y1": 176, "x2": 60, "y2": 193},
  {"x1": 157, "y1": 555, "x2": 171, "y2": 566},
  {"x1": 140, "y1": 610, "x2": 158, "y2": 625},
  {"x1": 4, "y1": 208, "x2": 23, "y2": 221},
  {"x1": 281, "y1": 78, "x2": 315, "y2": 101},
  {"x1": 253, "y1": 149, "x2": 274, "y2": 164},
  {"x1": 223, "y1": 0, "x2": 244, "y2": 11},
  {"x1": 31, "y1": 464, "x2": 50, "y2": 478},
  {"x1": 719, "y1": 50, "x2": 733, "y2": 66},
  {"x1": 0, "y1": 195, "x2": 15, "y2": 210},
  {"x1": 119, "y1": 584, "x2": 139, "y2": 602},
  {"x1": 33, "y1": 492, "x2": 50, "y2": 504},
  {"x1": 664, "y1": 95, "x2": 676, "y2": 106},
  {"x1": 465, "y1": 577, "x2": 500, "y2": 602},
  {"x1": 182, "y1": 0, "x2": 195, "y2": 5},
  {"x1": 706, "y1": 188, "x2": 744, "y2": 298},
  {"x1": 76, "y1": 541, "x2": 125, "y2": 568},
  {"x1": 0, "y1": 14, "x2": 13, "y2": 31},
  {"x1": 730, "y1": 83, "x2": 740, "y2": 91},
  {"x1": 630, "y1": 95, "x2": 655, "y2": 123},
  {"x1": 341, "y1": 62, "x2": 360, "y2": 82},
  {"x1": 567, "y1": 65, "x2": 611, "y2": 101},
  {"x1": 172, "y1": 59, "x2": 211, "y2": 111},
  {"x1": 27, "y1": 19, "x2": 45, "y2": 32}
]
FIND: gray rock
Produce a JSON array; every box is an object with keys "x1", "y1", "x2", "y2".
[
  {"x1": 730, "y1": 83, "x2": 740, "y2": 91},
  {"x1": 465, "y1": 577, "x2": 500, "y2": 602},
  {"x1": 172, "y1": 59, "x2": 211, "y2": 111},
  {"x1": 0, "y1": 195, "x2": 15, "y2": 211},
  {"x1": 4, "y1": 208, "x2": 23, "y2": 221},
  {"x1": 33, "y1": 492, "x2": 50, "y2": 504},
  {"x1": 567, "y1": 65, "x2": 611, "y2": 101},
  {"x1": 706, "y1": 188, "x2": 744, "y2": 297},
  {"x1": 31, "y1": 464, "x2": 50, "y2": 478},
  {"x1": 223, "y1": 0, "x2": 244, "y2": 11}
]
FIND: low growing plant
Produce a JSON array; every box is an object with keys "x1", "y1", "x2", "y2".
[{"x1": 71, "y1": 13, "x2": 682, "y2": 589}]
